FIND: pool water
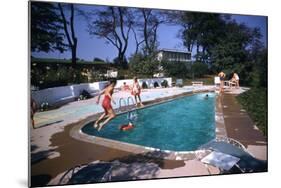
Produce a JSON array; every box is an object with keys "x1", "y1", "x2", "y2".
[{"x1": 82, "y1": 92, "x2": 216, "y2": 151}]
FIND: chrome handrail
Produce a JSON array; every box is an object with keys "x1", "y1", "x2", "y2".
[
  {"x1": 127, "y1": 96, "x2": 135, "y2": 106},
  {"x1": 118, "y1": 98, "x2": 126, "y2": 111}
]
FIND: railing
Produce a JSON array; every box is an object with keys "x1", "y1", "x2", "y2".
[
  {"x1": 127, "y1": 96, "x2": 135, "y2": 106},
  {"x1": 118, "y1": 98, "x2": 126, "y2": 112},
  {"x1": 118, "y1": 97, "x2": 138, "y2": 122}
]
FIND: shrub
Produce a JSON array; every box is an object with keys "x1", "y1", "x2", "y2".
[
  {"x1": 129, "y1": 53, "x2": 160, "y2": 77},
  {"x1": 78, "y1": 90, "x2": 91, "y2": 100},
  {"x1": 40, "y1": 102, "x2": 49, "y2": 111},
  {"x1": 142, "y1": 81, "x2": 148, "y2": 89},
  {"x1": 153, "y1": 82, "x2": 159, "y2": 88},
  {"x1": 237, "y1": 88, "x2": 267, "y2": 135},
  {"x1": 191, "y1": 61, "x2": 209, "y2": 78},
  {"x1": 161, "y1": 61, "x2": 191, "y2": 78},
  {"x1": 161, "y1": 80, "x2": 168, "y2": 88}
]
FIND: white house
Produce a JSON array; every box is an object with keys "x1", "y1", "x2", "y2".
[{"x1": 157, "y1": 48, "x2": 192, "y2": 62}]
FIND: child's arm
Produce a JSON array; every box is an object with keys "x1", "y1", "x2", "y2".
[{"x1": 96, "y1": 89, "x2": 105, "y2": 104}]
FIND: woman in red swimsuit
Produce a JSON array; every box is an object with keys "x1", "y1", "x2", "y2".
[{"x1": 94, "y1": 79, "x2": 117, "y2": 131}]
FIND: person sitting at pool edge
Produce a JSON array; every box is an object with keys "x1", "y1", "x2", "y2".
[
  {"x1": 122, "y1": 82, "x2": 130, "y2": 91},
  {"x1": 131, "y1": 77, "x2": 144, "y2": 107},
  {"x1": 94, "y1": 79, "x2": 117, "y2": 131}
]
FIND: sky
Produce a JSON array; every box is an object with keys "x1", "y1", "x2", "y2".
[{"x1": 32, "y1": 3, "x2": 268, "y2": 62}]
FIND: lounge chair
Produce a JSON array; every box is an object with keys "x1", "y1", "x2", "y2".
[
  {"x1": 214, "y1": 76, "x2": 220, "y2": 87},
  {"x1": 192, "y1": 81, "x2": 203, "y2": 86},
  {"x1": 199, "y1": 137, "x2": 267, "y2": 173},
  {"x1": 175, "y1": 79, "x2": 183, "y2": 87},
  {"x1": 224, "y1": 80, "x2": 237, "y2": 89}
]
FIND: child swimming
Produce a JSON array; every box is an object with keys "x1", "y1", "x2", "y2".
[{"x1": 94, "y1": 79, "x2": 117, "y2": 131}]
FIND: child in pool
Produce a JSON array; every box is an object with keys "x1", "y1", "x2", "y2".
[
  {"x1": 94, "y1": 79, "x2": 117, "y2": 131},
  {"x1": 204, "y1": 94, "x2": 209, "y2": 99},
  {"x1": 119, "y1": 122, "x2": 134, "y2": 131}
]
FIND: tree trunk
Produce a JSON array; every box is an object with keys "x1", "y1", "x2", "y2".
[
  {"x1": 71, "y1": 42, "x2": 77, "y2": 65},
  {"x1": 196, "y1": 43, "x2": 200, "y2": 61}
]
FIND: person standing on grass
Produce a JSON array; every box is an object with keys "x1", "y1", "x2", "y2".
[
  {"x1": 218, "y1": 71, "x2": 226, "y2": 93},
  {"x1": 94, "y1": 79, "x2": 117, "y2": 131},
  {"x1": 131, "y1": 77, "x2": 144, "y2": 107}
]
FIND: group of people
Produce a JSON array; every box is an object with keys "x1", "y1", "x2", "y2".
[
  {"x1": 32, "y1": 73, "x2": 240, "y2": 130},
  {"x1": 94, "y1": 77, "x2": 143, "y2": 131},
  {"x1": 218, "y1": 71, "x2": 240, "y2": 93}
]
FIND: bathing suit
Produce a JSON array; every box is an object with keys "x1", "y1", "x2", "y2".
[
  {"x1": 102, "y1": 95, "x2": 112, "y2": 114},
  {"x1": 120, "y1": 124, "x2": 134, "y2": 131},
  {"x1": 132, "y1": 83, "x2": 141, "y2": 96},
  {"x1": 219, "y1": 73, "x2": 225, "y2": 81}
]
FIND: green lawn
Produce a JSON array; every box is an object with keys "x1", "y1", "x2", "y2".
[{"x1": 237, "y1": 88, "x2": 267, "y2": 136}]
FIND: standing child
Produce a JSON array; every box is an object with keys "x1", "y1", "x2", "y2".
[
  {"x1": 218, "y1": 71, "x2": 226, "y2": 93},
  {"x1": 94, "y1": 79, "x2": 117, "y2": 131},
  {"x1": 233, "y1": 72, "x2": 239, "y2": 88},
  {"x1": 131, "y1": 77, "x2": 144, "y2": 107}
]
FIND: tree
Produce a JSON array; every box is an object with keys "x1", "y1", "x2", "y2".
[
  {"x1": 58, "y1": 3, "x2": 78, "y2": 65},
  {"x1": 161, "y1": 61, "x2": 191, "y2": 78},
  {"x1": 140, "y1": 9, "x2": 165, "y2": 56},
  {"x1": 129, "y1": 53, "x2": 159, "y2": 77},
  {"x1": 210, "y1": 20, "x2": 265, "y2": 86},
  {"x1": 93, "y1": 57, "x2": 105, "y2": 62},
  {"x1": 191, "y1": 61, "x2": 209, "y2": 78},
  {"x1": 131, "y1": 26, "x2": 145, "y2": 55},
  {"x1": 31, "y1": 2, "x2": 67, "y2": 53},
  {"x1": 179, "y1": 12, "x2": 225, "y2": 62},
  {"x1": 88, "y1": 7, "x2": 133, "y2": 68}
]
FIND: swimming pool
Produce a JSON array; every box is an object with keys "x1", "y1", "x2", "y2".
[{"x1": 81, "y1": 92, "x2": 216, "y2": 151}]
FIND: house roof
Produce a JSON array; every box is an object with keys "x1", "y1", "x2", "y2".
[{"x1": 159, "y1": 48, "x2": 191, "y2": 54}]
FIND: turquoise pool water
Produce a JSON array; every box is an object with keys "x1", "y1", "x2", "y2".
[{"x1": 82, "y1": 92, "x2": 216, "y2": 151}]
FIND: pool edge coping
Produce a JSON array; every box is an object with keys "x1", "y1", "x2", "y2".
[{"x1": 70, "y1": 89, "x2": 227, "y2": 160}]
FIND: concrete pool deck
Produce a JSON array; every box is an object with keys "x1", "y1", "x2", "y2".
[{"x1": 30, "y1": 86, "x2": 267, "y2": 186}]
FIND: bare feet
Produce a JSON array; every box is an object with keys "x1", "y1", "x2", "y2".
[
  {"x1": 97, "y1": 122, "x2": 105, "y2": 131},
  {"x1": 94, "y1": 121, "x2": 99, "y2": 129},
  {"x1": 140, "y1": 103, "x2": 144, "y2": 107}
]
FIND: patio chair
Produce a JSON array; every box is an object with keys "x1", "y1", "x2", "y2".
[
  {"x1": 199, "y1": 138, "x2": 267, "y2": 173},
  {"x1": 224, "y1": 80, "x2": 237, "y2": 89},
  {"x1": 214, "y1": 76, "x2": 220, "y2": 87},
  {"x1": 176, "y1": 79, "x2": 183, "y2": 87}
]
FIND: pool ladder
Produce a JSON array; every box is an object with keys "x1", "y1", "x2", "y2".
[{"x1": 118, "y1": 97, "x2": 138, "y2": 122}]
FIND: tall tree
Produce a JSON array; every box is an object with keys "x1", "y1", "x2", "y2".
[
  {"x1": 180, "y1": 12, "x2": 225, "y2": 62},
  {"x1": 31, "y1": 2, "x2": 67, "y2": 53},
  {"x1": 140, "y1": 9, "x2": 164, "y2": 56},
  {"x1": 58, "y1": 3, "x2": 78, "y2": 65},
  {"x1": 131, "y1": 26, "x2": 145, "y2": 55},
  {"x1": 88, "y1": 7, "x2": 133, "y2": 68},
  {"x1": 210, "y1": 20, "x2": 263, "y2": 82}
]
